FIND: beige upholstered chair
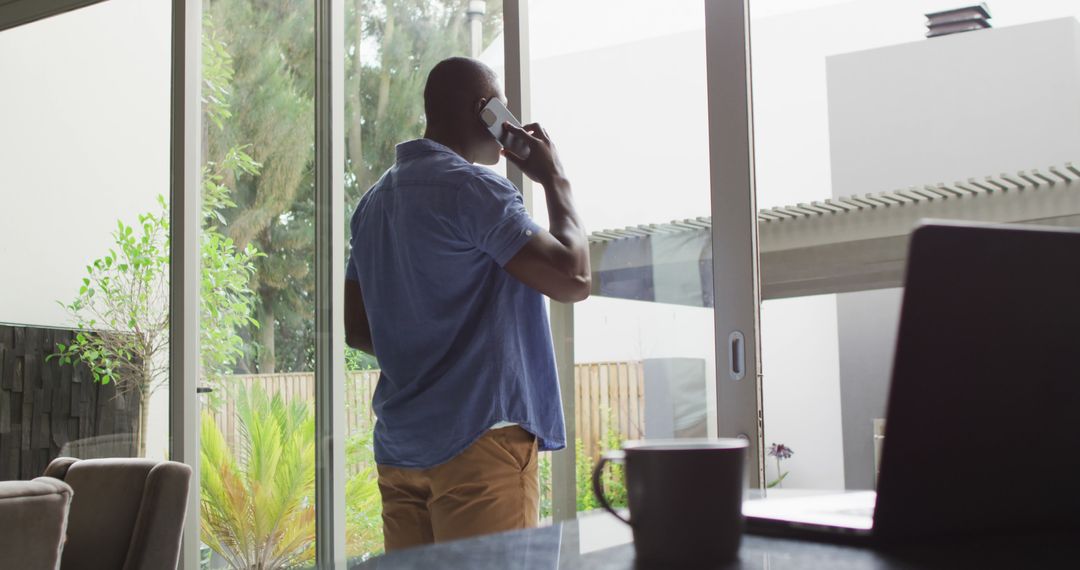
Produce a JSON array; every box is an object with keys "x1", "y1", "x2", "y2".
[
  {"x1": 44, "y1": 457, "x2": 192, "y2": 570},
  {"x1": 0, "y1": 476, "x2": 73, "y2": 570}
]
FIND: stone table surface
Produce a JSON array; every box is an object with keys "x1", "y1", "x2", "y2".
[{"x1": 350, "y1": 510, "x2": 1075, "y2": 569}]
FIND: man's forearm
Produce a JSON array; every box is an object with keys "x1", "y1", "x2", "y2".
[
  {"x1": 346, "y1": 334, "x2": 375, "y2": 355},
  {"x1": 542, "y1": 175, "x2": 590, "y2": 280}
]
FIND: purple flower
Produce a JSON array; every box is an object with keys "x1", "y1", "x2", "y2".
[{"x1": 768, "y1": 443, "x2": 794, "y2": 460}]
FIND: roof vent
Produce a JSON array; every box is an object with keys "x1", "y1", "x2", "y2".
[{"x1": 925, "y1": 3, "x2": 991, "y2": 38}]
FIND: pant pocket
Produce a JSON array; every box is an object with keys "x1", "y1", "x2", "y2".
[{"x1": 489, "y1": 427, "x2": 536, "y2": 472}]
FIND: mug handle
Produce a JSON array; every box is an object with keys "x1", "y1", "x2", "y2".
[{"x1": 591, "y1": 450, "x2": 631, "y2": 526}]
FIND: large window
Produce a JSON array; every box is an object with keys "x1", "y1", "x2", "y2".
[
  {"x1": 0, "y1": 0, "x2": 172, "y2": 475},
  {"x1": 27, "y1": 0, "x2": 1073, "y2": 564},
  {"x1": 524, "y1": 0, "x2": 717, "y2": 516},
  {"x1": 748, "y1": 0, "x2": 1080, "y2": 491}
]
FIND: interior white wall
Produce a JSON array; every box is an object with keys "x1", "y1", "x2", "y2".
[{"x1": 0, "y1": 0, "x2": 172, "y2": 459}]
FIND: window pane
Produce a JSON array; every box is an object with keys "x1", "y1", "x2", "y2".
[
  {"x1": 341, "y1": 0, "x2": 504, "y2": 561},
  {"x1": 0, "y1": 0, "x2": 172, "y2": 477},
  {"x1": 525, "y1": 0, "x2": 715, "y2": 517},
  {"x1": 750, "y1": 0, "x2": 1080, "y2": 491},
  {"x1": 198, "y1": 1, "x2": 317, "y2": 567}
]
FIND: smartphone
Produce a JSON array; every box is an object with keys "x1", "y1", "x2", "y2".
[{"x1": 479, "y1": 98, "x2": 531, "y2": 160}]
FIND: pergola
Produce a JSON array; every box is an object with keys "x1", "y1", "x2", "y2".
[{"x1": 587, "y1": 161, "x2": 1080, "y2": 305}]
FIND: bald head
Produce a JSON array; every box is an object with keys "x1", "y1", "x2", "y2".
[
  {"x1": 422, "y1": 57, "x2": 504, "y2": 164},
  {"x1": 424, "y1": 57, "x2": 500, "y2": 128}
]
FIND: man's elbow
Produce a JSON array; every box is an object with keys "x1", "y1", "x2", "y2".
[{"x1": 552, "y1": 275, "x2": 592, "y2": 304}]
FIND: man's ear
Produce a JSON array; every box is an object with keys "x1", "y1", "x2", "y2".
[{"x1": 476, "y1": 98, "x2": 488, "y2": 115}]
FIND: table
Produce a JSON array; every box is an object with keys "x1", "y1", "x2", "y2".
[{"x1": 351, "y1": 511, "x2": 1075, "y2": 569}]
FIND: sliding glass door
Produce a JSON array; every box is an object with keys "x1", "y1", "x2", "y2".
[
  {"x1": 339, "y1": 0, "x2": 504, "y2": 558},
  {"x1": 747, "y1": 0, "x2": 1080, "y2": 492},
  {"x1": 196, "y1": 1, "x2": 319, "y2": 567},
  {"x1": 525, "y1": 0, "x2": 723, "y2": 516}
]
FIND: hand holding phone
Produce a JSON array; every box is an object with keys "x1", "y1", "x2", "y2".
[
  {"x1": 499, "y1": 122, "x2": 569, "y2": 189},
  {"x1": 479, "y1": 98, "x2": 531, "y2": 160}
]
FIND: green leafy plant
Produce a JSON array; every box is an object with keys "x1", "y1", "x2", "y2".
[
  {"x1": 53, "y1": 155, "x2": 260, "y2": 459},
  {"x1": 199, "y1": 13, "x2": 263, "y2": 392},
  {"x1": 344, "y1": 430, "x2": 383, "y2": 560},
  {"x1": 200, "y1": 386, "x2": 317, "y2": 569},
  {"x1": 51, "y1": 205, "x2": 171, "y2": 456},
  {"x1": 580, "y1": 409, "x2": 628, "y2": 511},
  {"x1": 575, "y1": 438, "x2": 599, "y2": 512},
  {"x1": 200, "y1": 145, "x2": 263, "y2": 401},
  {"x1": 52, "y1": 17, "x2": 261, "y2": 454},
  {"x1": 537, "y1": 451, "x2": 552, "y2": 519},
  {"x1": 345, "y1": 348, "x2": 378, "y2": 371},
  {"x1": 538, "y1": 408, "x2": 628, "y2": 519}
]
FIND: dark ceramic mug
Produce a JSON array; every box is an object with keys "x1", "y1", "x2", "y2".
[{"x1": 592, "y1": 438, "x2": 748, "y2": 568}]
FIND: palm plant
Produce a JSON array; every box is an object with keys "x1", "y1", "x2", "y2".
[{"x1": 200, "y1": 386, "x2": 316, "y2": 569}]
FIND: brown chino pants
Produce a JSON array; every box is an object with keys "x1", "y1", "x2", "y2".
[{"x1": 377, "y1": 425, "x2": 540, "y2": 552}]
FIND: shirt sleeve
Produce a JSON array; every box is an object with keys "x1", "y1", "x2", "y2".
[{"x1": 456, "y1": 174, "x2": 543, "y2": 267}]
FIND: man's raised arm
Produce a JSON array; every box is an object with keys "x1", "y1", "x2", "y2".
[{"x1": 502, "y1": 122, "x2": 591, "y2": 304}]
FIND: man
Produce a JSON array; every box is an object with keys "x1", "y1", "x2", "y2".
[{"x1": 344, "y1": 56, "x2": 590, "y2": 551}]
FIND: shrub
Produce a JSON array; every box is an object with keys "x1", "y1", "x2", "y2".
[
  {"x1": 538, "y1": 407, "x2": 628, "y2": 519},
  {"x1": 344, "y1": 431, "x2": 383, "y2": 560}
]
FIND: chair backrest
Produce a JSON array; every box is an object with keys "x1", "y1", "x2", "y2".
[
  {"x1": 58, "y1": 434, "x2": 139, "y2": 460},
  {"x1": 0, "y1": 477, "x2": 72, "y2": 570},
  {"x1": 44, "y1": 457, "x2": 192, "y2": 570}
]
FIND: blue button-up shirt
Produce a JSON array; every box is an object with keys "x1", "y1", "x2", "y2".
[{"x1": 347, "y1": 138, "x2": 566, "y2": 469}]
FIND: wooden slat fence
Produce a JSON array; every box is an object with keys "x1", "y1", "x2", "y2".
[
  {"x1": 212, "y1": 362, "x2": 645, "y2": 465},
  {"x1": 574, "y1": 361, "x2": 645, "y2": 461},
  {"x1": 209, "y1": 371, "x2": 380, "y2": 456}
]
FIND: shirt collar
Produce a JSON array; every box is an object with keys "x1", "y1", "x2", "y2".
[{"x1": 395, "y1": 138, "x2": 465, "y2": 162}]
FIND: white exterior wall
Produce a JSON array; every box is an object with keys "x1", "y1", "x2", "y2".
[
  {"x1": 0, "y1": 0, "x2": 172, "y2": 459},
  {"x1": 828, "y1": 18, "x2": 1080, "y2": 197},
  {"x1": 825, "y1": 16, "x2": 1080, "y2": 489}
]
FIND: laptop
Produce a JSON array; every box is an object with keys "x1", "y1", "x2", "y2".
[{"x1": 743, "y1": 221, "x2": 1080, "y2": 543}]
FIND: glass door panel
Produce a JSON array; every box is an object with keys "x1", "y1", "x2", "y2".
[{"x1": 749, "y1": 0, "x2": 1080, "y2": 491}]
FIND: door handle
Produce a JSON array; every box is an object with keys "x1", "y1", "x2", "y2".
[{"x1": 728, "y1": 331, "x2": 745, "y2": 381}]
